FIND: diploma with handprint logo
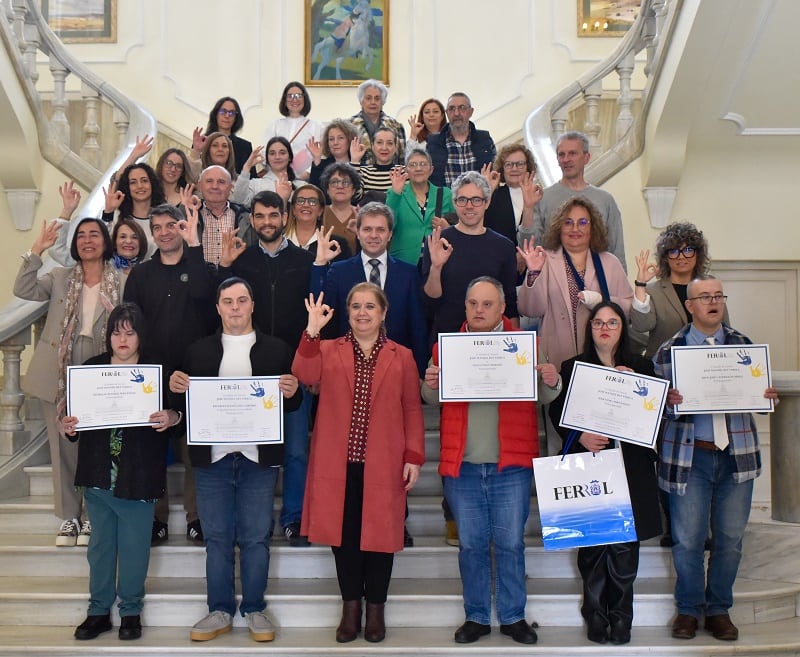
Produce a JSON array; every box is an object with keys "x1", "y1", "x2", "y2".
[
  {"x1": 186, "y1": 376, "x2": 284, "y2": 445},
  {"x1": 437, "y1": 331, "x2": 538, "y2": 402},
  {"x1": 671, "y1": 344, "x2": 774, "y2": 414},
  {"x1": 67, "y1": 364, "x2": 162, "y2": 430},
  {"x1": 557, "y1": 363, "x2": 669, "y2": 448}
]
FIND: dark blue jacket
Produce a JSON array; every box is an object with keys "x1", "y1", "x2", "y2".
[{"x1": 426, "y1": 122, "x2": 496, "y2": 188}]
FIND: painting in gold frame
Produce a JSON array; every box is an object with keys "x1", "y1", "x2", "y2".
[
  {"x1": 305, "y1": 0, "x2": 389, "y2": 87},
  {"x1": 577, "y1": 0, "x2": 640, "y2": 37},
  {"x1": 42, "y1": 0, "x2": 117, "y2": 44}
]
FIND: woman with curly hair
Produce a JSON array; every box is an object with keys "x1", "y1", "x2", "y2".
[{"x1": 307, "y1": 119, "x2": 360, "y2": 190}]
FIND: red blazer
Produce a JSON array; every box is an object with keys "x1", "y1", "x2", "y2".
[{"x1": 293, "y1": 335, "x2": 425, "y2": 553}]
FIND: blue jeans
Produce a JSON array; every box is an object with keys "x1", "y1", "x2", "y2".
[
  {"x1": 443, "y1": 463, "x2": 531, "y2": 625},
  {"x1": 280, "y1": 387, "x2": 311, "y2": 528},
  {"x1": 84, "y1": 487, "x2": 154, "y2": 617},
  {"x1": 669, "y1": 447, "x2": 753, "y2": 618},
  {"x1": 194, "y1": 453, "x2": 278, "y2": 616}
]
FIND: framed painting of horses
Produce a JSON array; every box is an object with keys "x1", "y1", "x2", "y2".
[{"x1": 305, "y1": 0, "x2": 389, "y2": 86}]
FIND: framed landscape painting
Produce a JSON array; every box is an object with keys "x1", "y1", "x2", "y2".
[
  {"x1": 42, "y1": 0, "x2": 117, "y2": 43},
  {"x1": 305, "y1": 0, "x2": 389, "y2": 87}
]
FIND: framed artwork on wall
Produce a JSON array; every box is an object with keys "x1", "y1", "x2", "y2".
[
  {"x1": 577, "y1": 0, "x2": 640, "y2": 37},
  {"x1": 41, "y1": 0, "x2": 117, "y2": 43},
  {"x1": 305, "y1": 0, "x2": 389, "y2": 87}
]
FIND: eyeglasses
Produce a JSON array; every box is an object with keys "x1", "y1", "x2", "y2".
[
  {"x1": 687, "y1": 294, "x2": 727, "y2": 305},
  {"x1": 406, "y1": 161, "x2": 430, "y2": 169},
  {"x1": 446, "y1": 104, "x2": 470, "y2": 113},
  {"x1": 564, "y1": 218, "x2": 590, "y2": 228},
  {"x1": 217, "y1": 108, "x2": 237, "y2": 117},
  {"x1": 293, "y1": 197, "x2": 320, "y2": 206},
  {"x1": 503, "y1": 161, "x2": 527, "y2": 169},
  {"x1": 286, "y1": 93, "x2": 304, "y2": 101},
  {"x1": 454, "y1": 196, "x2": 486, "y2": 207},
  {"x1": 329, "y1": 178, "x2": 353, "y2": 188},
  {"x1": 667, "y1": 246, "x2": 697, "y2": 259},
  {"x1": 590, "y1": 319, "x2": 621, "y2": 330},
  {"x1": 163, "y1": 160, "x2": 183, "y2": 170}
]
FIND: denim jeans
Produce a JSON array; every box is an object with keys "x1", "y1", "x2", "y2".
[
  {"x1": 443, "y1": 463, "x2": 531, "y2": 625},
  {"x1": 194, "y1": 453, "x2": 278, "y2": 616},
  {"x1": 280, "y1": 387, "x2": 311, "y2": 528},
  {"x1": 669, "y1": 447, "x2": 753, "y2": 618}
]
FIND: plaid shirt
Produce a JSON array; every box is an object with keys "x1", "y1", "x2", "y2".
[
  {"x1": 200, "y1": 202, "x2": 237, "y2": 266},
  {"x1": 653, "y1": 323, "x2": 762, "y2": 495},
  {"x1": 443, "y1": 133, "x2": 476, "y2": 187}
]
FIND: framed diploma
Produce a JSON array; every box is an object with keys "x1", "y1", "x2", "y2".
[
  {"x1": 67, "y1": 364, "x2": 162, "y2": 430},
  {"x1": 438, "y1": 331, "x2": 537, "y2": 402},
  {"x1": 671, "y1": 344, "x2": 773, "y2": 414},
  {"x1": 558, "y1": 362, "x2": 668, "y2": 448},
  {"x1": 186, "y1": 377, "x2": 284, "y2": 445}
]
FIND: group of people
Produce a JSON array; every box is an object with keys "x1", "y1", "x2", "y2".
[{"x1": 12, "y1": 77, "x2": 777, "y2": 649}]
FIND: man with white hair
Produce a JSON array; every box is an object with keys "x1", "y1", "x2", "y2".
[
  {"x1": 350, "y1": 78, "x2": 406, "y2": 165},
  {"x1": 196, "y1": 165, "x2": 249, "y2": 266}
]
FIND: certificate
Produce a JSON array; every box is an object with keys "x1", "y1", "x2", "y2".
[
  {"x1": 186, "y1": 377, "x2": 284, "y2": 445},
  {"x1": 671, "y1": 344, "x2": 773, "y2": 414},
  {"x1": 67, "y1": 364, "x2": 162, "y2": 431},
  {"x1": 557, "y1": 362, "x2": 668, "y2": 448},
  {"x1": 438, "y1": 331, "x2": 537, "y2": 402}
]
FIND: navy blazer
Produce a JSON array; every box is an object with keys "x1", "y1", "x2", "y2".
[{"x1": 311, "y1": 254, "x2": 428, "y2": 376}]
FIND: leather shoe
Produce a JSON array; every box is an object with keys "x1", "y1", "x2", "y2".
[
  {"x1": 671, "y1": 613, "x2": 698, "y2": 639},
  {"x1": 74, "y1": 614, "x2": 112, "y2": 640},
  {"x1": 500, "y1": 619, "x2": 538, "y2": 644},
  {"x1": 609, "y1": 618, "x2": 631, "y2": 645},
  {"x1": 119, "y1": 615, "x2": 142, "y2": 640},
  {"x1": 454, "y1": 620, "x2": 490, "y2": 643},
  {"x1": 335, "y1": 600, "x2": 361, "y2": 643},
  {"x1": 586, "y1": 614, "x2": 608, "y2": 643},
  {"x1": 704, "y1": 613, "x2": 738, "y2": 641},
  {"x1": 364, "y1": 602, "x2": 386, "y2": 642}
]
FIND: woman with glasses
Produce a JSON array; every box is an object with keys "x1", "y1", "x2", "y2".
[
  {"x1": 385, "y1": 148, "x2": 454, "y2": 266},
  {"x1": 191, "y1": 97, "x2": 252, "y2": 175},
  {"x1": 548, "y1": 300, "x2": 661, "y2": 645},
  {"x1": 286, "y1": 184, "x2": 352, "y2": 263},
  {"x1": 517, "y1": 196, "x2": 632, "y2": 372},
  {"x1": 262, "y1": 82, "x2": 322, "y2": 178},
  {"x1": 319, "y1": 163, "x2": 361, "y2": 254},
  {"x1": 155, "y1": 148, "x2": 194, "y2": 206}
]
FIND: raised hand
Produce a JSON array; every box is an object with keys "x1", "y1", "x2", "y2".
[
  {"x1": 313, "y1": 225, "x2": 341, "y2": 265},
  {"x1": 349, "y1": 136, "x2": 367, "y2": 163},
  {"x1": 220, "y1": 229, "x2": 246, "y2": 267},
  {"x1": 519, "y1": 172, "x2": 543, "y2": 208},
  {"x1": 480, "y1": 163, "x2": 500, "y2": 194},
  {"x1": 103, "y1": 178, "x2": 125, "y2": 213},
  {"x1": 58, "y1": 180, "x2": 81, "y2": 219},
  {"x1": 635, "y1": 249, "x2": 657, "y2": 283},
  {"x1": 426, "y1": 225, "x2": 453, "y2": 268},
  {"x1": 304, "y1": 292, "x2": 334, "y2": 337},
  {"x1": 191, "y1": 126, "x2": 207, "y2": 152},
  {"x1": 275, "y1": 171, "x2": 293, "y2": 202},
  {"x1": 244, "y1": 145, "x2": 264, "y2": 173},
  {"x1": 407, "y1": 113, "x2": 423, "y2": 141},
  {"x1": 389, "y1": 165, "x2": 408, "y2": 194},
  {"x1": 178, "y1": 183, "x2": 200, "y2": 212},
  {"x1": 306, "y1": 137, "x2": 323, "y2": 164},
  {"x1": 131, "y1": 134, "x2": 154, "y2": 160},
  {"x1": 178, "y1": 194, "x2": 200, "y2": 247},
  {"x1": 516, "y1": 237, "x2": 547, "y2": 272},
  {"x1": 31, "y1": 219, "x2": 62, "y2": 257}
]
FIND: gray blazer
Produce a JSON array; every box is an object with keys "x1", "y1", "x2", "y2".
[{"x1": 14, "y1": 253, "x2": 125, "y2": 403}]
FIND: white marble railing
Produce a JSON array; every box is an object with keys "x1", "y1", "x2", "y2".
[
  {"x1": 0, "y1": 0, "x2": 155, "y2": 468},
  {"x1": 525, "y1": 0, "x2": 680, "y2": 212}
]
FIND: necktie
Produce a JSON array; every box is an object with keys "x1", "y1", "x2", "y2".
[
  {"x1": 368, "y1": 259, "x2": 381, "y2": 287},
  {"x1": 705, "y1": 336, "x2": 728, "y2": 450}
]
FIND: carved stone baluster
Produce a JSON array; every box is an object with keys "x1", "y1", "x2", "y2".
[
  {"x1": 80, "y1": 83, "x2": 101, "y2": 168},
  {"x1": 616, "y1": 51, "x2": 635, "y2": 141},
  {"x1": 582, "y1": 80, "x2": 603, "y2": 157},
  {"x1": 0, "y1": 327, "x2": 31, "y2": 455},
  {"x1": 645, "y1": 0, "x2": 668, "y2": 77},
  {"x1": 551, "y1": 106, "x2": 569, "y2": 142},
  {"x1": 23, "y1": 22, "x2": 40, "y2": 85},
  {"x1": 48, "y1": 56, "x2": 70, "y2": 145},
  {"x1": 113, "y1": 106, "x2": 130, "y2": 154},
  {"x1": 10, "y1": 0, "x2": 26, "y2": 50}
]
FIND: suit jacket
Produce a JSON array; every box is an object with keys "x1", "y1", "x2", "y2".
[
  {"x1": 14, "y1": 253, "x2": 125, "y2": 403},
  {"x1": 517, "y1": 247, "x2": 632, "y2": 370},
  {"x1": 310, "y1": 254, "x2": 429, "y2": 375},
  {"x1": 484, "y1": 185, "x2": 519, "y2": 246}
]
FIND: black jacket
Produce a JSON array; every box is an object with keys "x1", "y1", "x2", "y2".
[{"x1": 427, "y1": 122, "x2": 496, "y2": 188}]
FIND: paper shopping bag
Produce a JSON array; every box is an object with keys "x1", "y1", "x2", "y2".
[{"x1": 533, "y1": 447, "x2": 636, "y2": 550}]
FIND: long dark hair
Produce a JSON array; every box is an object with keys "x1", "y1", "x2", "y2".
[
  {"x1": 155, "y1": 148, "x2": 195, "y2": 187},
  {"x1": 69, "y1": 218, "x2": 113, "y2": 262},
  {"x1": 581, "y1": 300, "x2": 634, "y2": 368},
  {"x1": 117, "y1": 164, "x2": 166, "y2": 219},
  {"x1": 205, "y1": 96, "x2": 244, "y2": 135},
  {"x1": 265, "y1": 136, "x2": 296, "y2": 182}
]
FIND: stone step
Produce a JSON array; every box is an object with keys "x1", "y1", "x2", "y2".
[
  {"x1": 0, "y1": 534, "x2": 675, "y2": 580},
  {"x1": 0, "y1": 575, "x2": 795, "y2": 630},
  {"x1": 0, "y1": 619, "x2": 796, "y2": 657}
]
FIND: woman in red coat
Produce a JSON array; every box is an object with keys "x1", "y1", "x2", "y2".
[{"x1": 292, "y1": 283, "x2": 425, "y2": 644}]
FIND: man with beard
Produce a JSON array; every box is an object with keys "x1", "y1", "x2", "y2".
[{"x1": 218, "y1": 191, "x2": 315, "y2": 547}]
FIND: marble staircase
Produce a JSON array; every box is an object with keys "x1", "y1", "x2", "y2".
[{"x1": 0, "y1": 407, "x2": 797, "y2": 656}]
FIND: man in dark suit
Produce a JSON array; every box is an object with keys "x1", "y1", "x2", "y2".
[{"x1": 310, "y1": 202, "x2": 428, "y2": 378}]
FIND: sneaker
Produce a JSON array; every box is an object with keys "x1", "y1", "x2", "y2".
[
  {"x1": 151, "y1": 519, "x2": 168, "y2": 545},
  {"x1": 283, "y1": 522, "x2": 310, "y2": 547},
  {"x1": 190, "y1": 610, "x2": 232, "y2": 641},
  {"x1": 246, "y1": 610, "x2": 276, "y2": 642},
  {"x1": 56, "y1": 518, "x2": 80, "y2": 547},
  {"x1": 76, "y1": 520, "x2": 91, "y2": 547},
  {"x1": 187, "y1": 519, "x2": 204, "y2": 543},
  {"x1": 445, "y1": 520, "x2": 459, "y2": 547}
]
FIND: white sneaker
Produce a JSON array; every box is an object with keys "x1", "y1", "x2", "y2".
[
  {"x1": 246, "y1": 610, "x2": 276, "y2": 642},
  {"x1": 76, "y1": 520, "x2": 91, "y2": 547},
  {"x1": 190, "y1": 610, "x2": 232, "y2": 641},
  {"x1": 56, "y1": 518, "x2": 79, "y2": 547}
]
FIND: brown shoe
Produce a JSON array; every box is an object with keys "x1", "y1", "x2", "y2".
[
  {"x1": 704, "y1": 613, "x2": 738, "y2": 641},
  {"x1": 445, "y1": 520, "x2": 459, "y2": 546},
  {"x1": 364, "y1": 602, "x2": 386, "y2": 643},
  {"x1": 335, "y1": 600, "x2": 361, "y2": 643},
  {"x1": 671, "y1": 613, "x2": 698, "y2": 639}
]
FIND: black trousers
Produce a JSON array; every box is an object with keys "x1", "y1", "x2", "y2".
[
  {"x1": 332, "y1": 462, "x2": 394, "y2": 603},
  {"x1": 577, "y1": 540, "x2": 640, "y2": 628}
]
